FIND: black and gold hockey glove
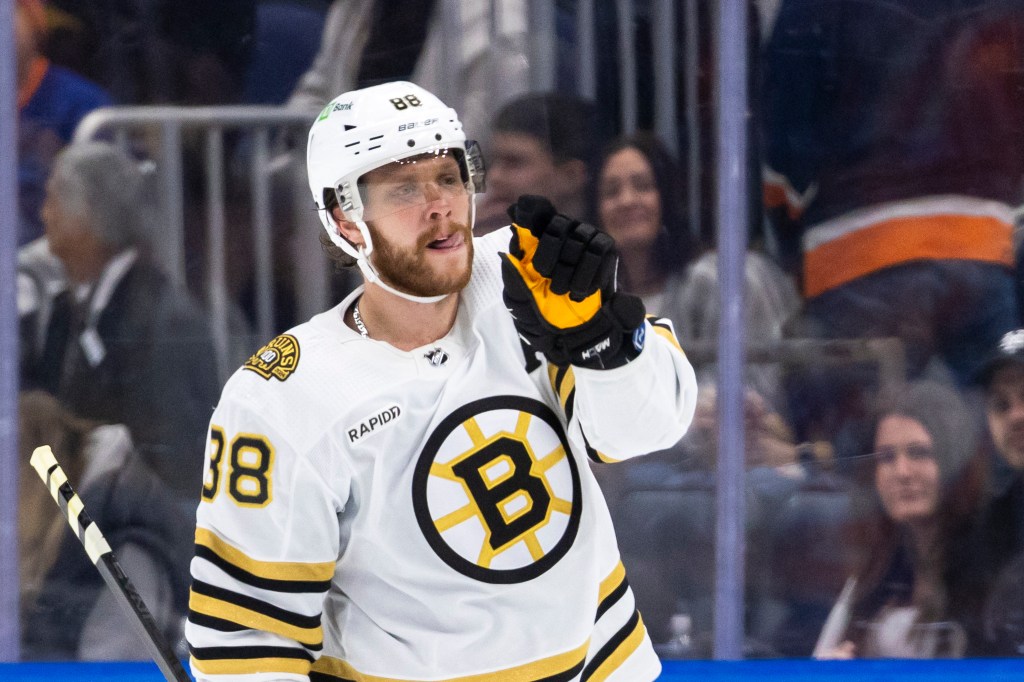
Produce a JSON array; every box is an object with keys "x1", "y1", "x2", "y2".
[{"x1": 500, "y1": 195, "x2": 646, "y2": 369}]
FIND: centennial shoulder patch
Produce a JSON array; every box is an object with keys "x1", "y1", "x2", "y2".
[{"x1": 244, "y1": 334, "x2": 301, "y2": 381}]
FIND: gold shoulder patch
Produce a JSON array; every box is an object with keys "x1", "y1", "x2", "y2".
[{"x1": 244, "y1": 334, "x2": 300, "y2": 381}]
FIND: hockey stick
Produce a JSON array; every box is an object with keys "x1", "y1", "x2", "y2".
[{"x1": 30, "y1": 445, "x2": 191, "y2": 682}]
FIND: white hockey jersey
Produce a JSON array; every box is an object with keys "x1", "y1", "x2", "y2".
[{"x1": 186, "y1": 228, "x2": 699, "y2": 682}]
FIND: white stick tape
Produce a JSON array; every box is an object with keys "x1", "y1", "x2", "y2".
[
  {"x1": 46, "y1": 467, "x2": 68, "y2": 504},
  {"x1": 30, "y1": 445, "x2": 111, "y2": 562},
  {"x1": 29, "y1": 445, "x2": 58, "y2": 486},
  {"x1": 83, "y1": 523, "x2": 113, "y2": 563},
  {"x1": 66, "y1": 493, "x2": 85, "y2": 538}
]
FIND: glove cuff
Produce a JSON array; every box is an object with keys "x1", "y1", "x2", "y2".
[
  {"x1": 572, "y1": 327, "x2": 645, "y2": 369},
  {"x1": 569, "y1": 293, "x2": 647, "y2": 370}
]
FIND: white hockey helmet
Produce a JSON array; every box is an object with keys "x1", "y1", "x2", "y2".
[{"x1": 306, "y1": 81, "x2": 485, "y2": 269}]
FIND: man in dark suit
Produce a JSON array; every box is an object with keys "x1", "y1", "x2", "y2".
[{"x1": 28, "y1": 141, "x2": 220, "y2": 500}]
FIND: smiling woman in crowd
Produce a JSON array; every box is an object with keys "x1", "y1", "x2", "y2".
[{"x1": 816, "y1": 380, "x2": 990, "y2": 658}]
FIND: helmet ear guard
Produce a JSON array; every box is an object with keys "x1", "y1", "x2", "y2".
[
  {"x1": 464, "y1": 140, "x2": 486, "y2": 194},
  {"x1": 320, "y1": 186, "x2": 373, "y2": 262}
]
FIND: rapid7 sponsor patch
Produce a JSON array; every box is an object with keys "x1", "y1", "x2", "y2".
[{"x1": 347, "y1": 404, "x2": 402, "y2": 444}]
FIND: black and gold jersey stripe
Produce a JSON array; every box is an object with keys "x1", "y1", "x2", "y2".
[
  {"x1": 581, "y1": 610, "x2": 647, "y2": 682},
  {"x1": 297, "y1": 572, "x2": 644, "y2": 682},
  {"x1": 195, "y1": 527, "x2": 335, "y2": 592},
  {"x1": 187, "y1": 609, "x2": 326, "y2": 655},
  {"x1": 190, "y1": 644, "x2": 314, "y2": 677},
  {"x1": 187, "y1": 609, "x2": 245, "y2": 633},
  {"x1": 310, "y1": 638, "x2": 590, "y2": 682},
  {"x1": 596, "y1": 562, "x2": 628, "y2": 621},
  {"x1": 647, "y1": 316, "x2": 685, "y2": 355},
  {"x1": 547, "y1": 364, "x2": 619, "y2": 464},
  {"x1": 548, "y1": 364, "x2": 575, "y2": 415},
  {"x1": 582, "y1": 434, "x2": 619, "y2": 464},
  {"x1": 189, "y1": 579, "x2": 323, "y2": 648}
]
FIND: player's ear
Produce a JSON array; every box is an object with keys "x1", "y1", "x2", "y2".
[{"x1": 332, "y1": 207, "x2": 365, "y2": 249}]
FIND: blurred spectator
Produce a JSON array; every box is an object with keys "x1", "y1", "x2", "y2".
[
  {"x1": 673, "y1": 252, "x2": 801, "y2": 413},
  {"x1": 18, "y1": 390, "x2": 191, "y2": 660},
  {"x1": 17, "y1": 0, "x2": 112, "y2": 246},
  {"x1": 23, "y1": 142, "x2": 220, "y2": 500},
  {"x1": 288, "y1": 0, "x2": 529, "y2": 142},
  {"x1": 815, "y1": 380, "x2": 988, "y2": 658},
  {"x1": 595, "y1": 131, "x2": 800, "y2": 412},
  {"x1": 762, "y1": 0, "x2": 1024, "y2": 460},
  {"x1": 476, "y1": 92, "x2": 607, "y2": 235},
  {"x1": 594, "y1": 132, "x2": 696, "y2": 305},
  {"x1": 976, "y1": 329, "x2": 1024, "y2": 549},
  {"x1": 159, "y1": 0, "x2": 257, "y2": 104},
  {"x1": 17, "y1": 238, "x2": 66, "y2": 382},
  {"x1": 971, "y1": 328, "x2": 1024, "y2": 654},
  {"x1": 45, "y1": 0, "x2": 257, "y2": 105},
  {"x1": 685, "y1": 384, "x2": 802, "y2": 475}
]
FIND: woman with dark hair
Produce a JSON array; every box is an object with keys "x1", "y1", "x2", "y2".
[
  {"x1": 595, "y1": 131, "x2": 800, "y2": 427},
  {"x1": 595, "y1": 131, "x2": 694, "y2": 303},
  {"x1": 815, "y1": 380, "x2": 989, "y2": 658}
]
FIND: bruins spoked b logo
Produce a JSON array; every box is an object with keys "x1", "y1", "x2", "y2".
[{"x1": 412, "y1": 397, "x2": 582, "y2": 583}]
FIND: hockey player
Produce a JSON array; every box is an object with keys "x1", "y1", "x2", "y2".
[{"x1": 185, "y1": 81, "x2": 698, "y2": 681}]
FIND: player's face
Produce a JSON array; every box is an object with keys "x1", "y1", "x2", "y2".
[
  {"x1": 873, "y1": 415, "x2": 941, "y2": 525},
  {"x1": 360, "y1": 154, "x2": 474, "y2": 297},
  {"x1": 597, "y1": 147, "x2": 661, "y2": 257},
  {"x1": 986, "y1": 364, "x2": 1024, "y2": 469}
]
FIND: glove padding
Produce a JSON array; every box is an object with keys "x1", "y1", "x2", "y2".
[{"x1": 500, "y1": 195, "x2": 646, "y2": 369}]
